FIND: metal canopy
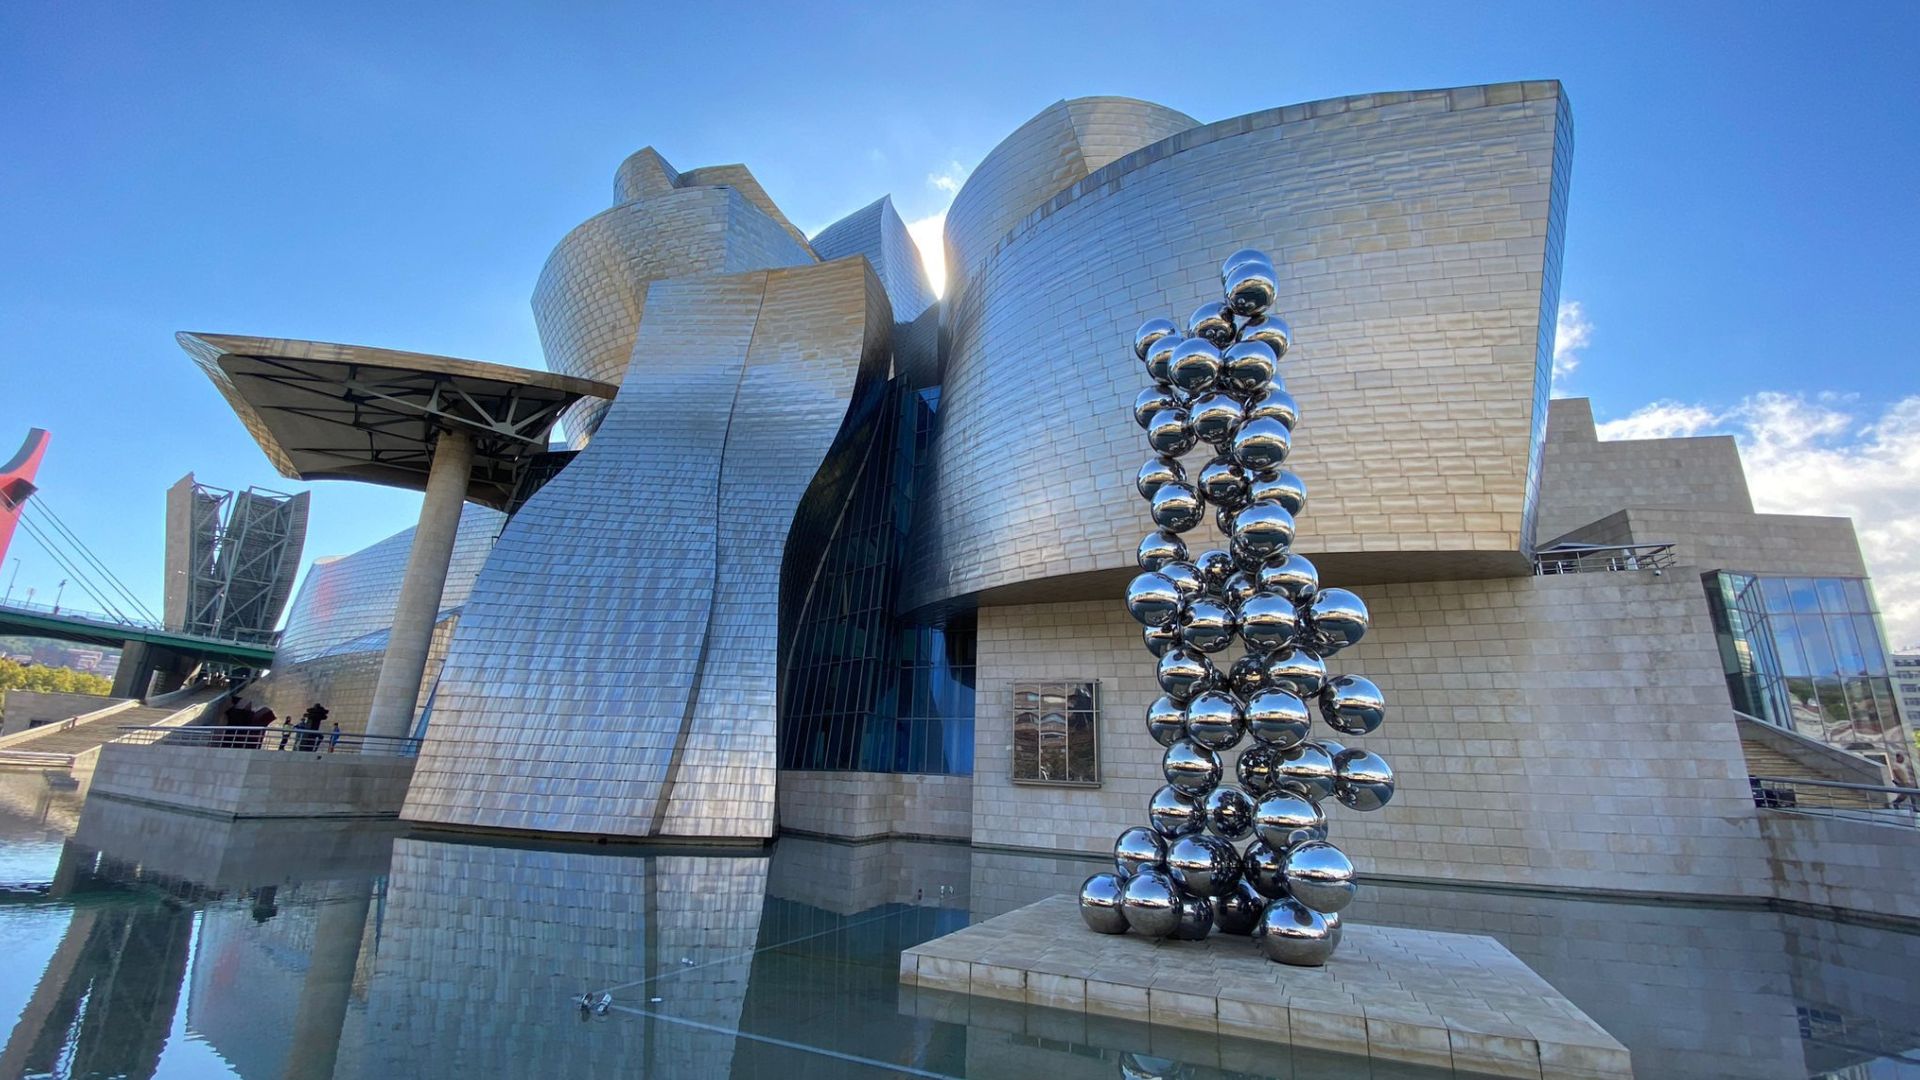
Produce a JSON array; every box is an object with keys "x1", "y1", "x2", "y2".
[{"x1": 178, "y1": 333, "x2": 616, "y2": 510}]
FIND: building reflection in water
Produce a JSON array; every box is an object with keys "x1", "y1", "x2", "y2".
[{"x1": 3, "y1": 783, "x2": 1915, "y2": 1080}]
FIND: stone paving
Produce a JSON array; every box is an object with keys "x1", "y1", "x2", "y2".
[{"x1": 899, "y1": 894, "x2": 1631, "y2": 1079}]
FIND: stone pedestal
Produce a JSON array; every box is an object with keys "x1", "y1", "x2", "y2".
[{"x1": 899, "y1": 895, "x2": 1630, "y2": 1079}]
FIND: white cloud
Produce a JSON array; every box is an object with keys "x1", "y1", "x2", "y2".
[
  {"x1": 1551, "y1": 300, "x2": 1592, "y2": 395},
  {"x1": 906, "y1": 209, "x2": 947, "y2": 298},
  {"x1": 1599, "y1": 392, "x2": 1920, "y2": 648},
  {"x1": 927, "y1": 160, "x2": 966, "y2": 196}
]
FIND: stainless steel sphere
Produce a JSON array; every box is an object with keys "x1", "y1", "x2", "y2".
[
  {"x1": 1221, "y1": 339, "x2": 1278, "y2": 395},
  {"x1": 1276, "y1": 741, "x2": 1338, "y2": 802},
  {"x1": 1244, "y1": 687, "x2": 1311, "y2": 748},
  {"x1": 1243, "y1": 386, "x2": 1298, "y2": 431},
  {"x1": 1149, "y1": 482, "x2": 1204, "y2": 532},
  {"x1": 1156, "y1": 647, "x2": 1216, "y2": 701},
  {"x1": 1257, "y1": 553, "x2": 1319, "y2": 604},
  {"x1": 1145, "y1": 695, "x2": 1186, "y2": 747},
  {"x1": 1196, "y1": 457, "x2": 1251, "y2": 510},
  {"x1": 1241, "y1": 839, "x2": 1288, "y2": 899},
  {"x1": 1167, "y1": 833, "x2": 1241, "y2": 899},
  {"x1": 1248, "y1": 469, "x2": 1307, "y2": 516},
  {"x1": 1143, "y1": 333, "x2": 1182, "y2": 384},
  {"x1": 1252, "y1": 788, "x2": 1326, "y2": 851},
  {"x1": 1187, "y1": 301, "x2": 1237, "y2": 348},
  {"x1": 1221, "y1": 248, "x2": 1273, "y2": 282},
  {"x1": 1148, "y1": 783, "x2": 1205, "y2": 837},
  {"x1": 1171, "y1": 893, "x2": 1216, "y2": 941},
  {"x1": 1162, "y1": 738, "x2": 1223, "y2": 795},
  {"x1": 1318, "y1": 737, "x2": 1348, "y2": 761},
  {"x1": 1320, "y1": 674, "x2": 1386, "y2": 736},
  {"x1": 1192, "y1": 548, "x2": 1236, "y2": 591},
  {"x1": 1114, "y1": 826, "x2": 1168, "y2": 877},
  {"x1": 1145, "y1": 407, "x2": 1197, "y2": 457},
  {"x1": 1136, "y1": 455, "x2": 1185, "y2": 500},
  {"x1": 1134, "y1": 386, "x2": 1182, "y2": 430},
  {"x1": 1137, "y1": 529, "x2": 1187, "y2": 571},
  {"x1": 1263, "y1": 647, "x2": 1328, "y2": 699},
  {"x1": 1283, "y1": 840, "x2": 1356, "y2": 914},
  {"x1": 1120, "y1": 869, "x2": 1182, "y2": 938},
  {"x1": 1211, "y1": 878, "x2": 1268, "y2": 936},
  {"x1": 1134, "y1": 317, "x2": 1179, "y2": 361},
  {"x1": 1231, "y1": 501, "x2": 1297, "y2": 563},
  {"x1": 1203, "y1": 785, "x2": 1255, "y2": 840},
  {"x1": 1226, "y1": 652, "x2": 1268, "y2": 698},
  {"x1": 1334, "y1": 748, "x2": 1396, "y2": 812},
  {"x1": 1254, "y1": 897, "x2": 1336, "y2": 966},
  {"x1": 1188, "y1": 392, "x2": 1244, "y2": 447},
  {"x1": 1079, "y1": 872, "x2": 1130, "y2": 934},
  {"x1": 1125, "y1": 571, "x2": 1182, "y2": 628},
  {"x1": 1305, "y1": 588, "x2": 1370, "y2": 653},
  {"x1": 1167, "y1": 338, "x2": 1223, "y2": 395},
  {"x1": 1236, "y1": 743, "x2": 1278, "y2": 794},
  {"x1": 1237, "y1": 313, "x2": 1291, "y2": 360},
  {"x1": 1143, "y1": 622, "x2": 1179, "y2": 658},
  {"x1": 1231, "y1": 416, "x2": 1292, "y2": 472},
  {"x1": 1179, "y1": 599, "x2": 1237, "y2": 654},
  {"x1": 1158, "y1": 559, "x2": 1203, "y2": 601},
  {"x1": 1238, "y1": 593, "x2": 1302, "y2": 655},
  {"x1": 1224, "y1": 261, "x2": 1278, "y2": 318},
  {"x1": 1213, "y1": 505, "x2": 1239, "y2": 534},
  {"x1": 1183, "y1": 689, "x2": 1246, "y2": 751},
  {"x1": 1222, "y1": 569, "x2": 1259, "y2": 609}
]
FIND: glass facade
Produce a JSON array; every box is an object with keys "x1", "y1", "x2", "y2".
[
  {"x1": 1010, "y1": 681, "x2": 1099, "y2": 785},
  {"x1": 1705, "y1": 572, "x2": 1912, "y2": 770},
  {"x1": 779, "y1": 382, "x2": 975, "y2": 775}
]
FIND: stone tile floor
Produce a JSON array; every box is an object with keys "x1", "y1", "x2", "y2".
[{"x1": 899, "y1": 894, "x2": 1631, "y2": 1080}]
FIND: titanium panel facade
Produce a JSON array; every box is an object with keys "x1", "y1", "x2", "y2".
[
  {"x1": 904, "y1": 83, "x2": 1572, "y2": 611},
  {"x1": 404, "y1": 257, "x2": 890, "y2": 838},
  {"x1": 534, "y1": 153, "x2": 817, "y2": 440}
]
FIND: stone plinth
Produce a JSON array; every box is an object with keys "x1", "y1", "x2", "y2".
[
  {"x1": 88, "y1": 742, "x2": 416, "y2": 819},
  {"x1": 899, "y1": 895, "x2": 1630, "y2": 1079}
]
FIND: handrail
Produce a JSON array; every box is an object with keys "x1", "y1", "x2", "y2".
[
  {"x1": 0, "y1": 698, "x2": 140, "y2": 750},
  {"x1": 0, "y1": 597, "x2": 279, "y2": 648},
  {"x1": 1748, "y1": 775, "x2": 1918, "y2": 797},
  {"x1": 111, "y1": 724, "x2": 422, "y2": 758},
  {"x1": 1532, "y1": 541, "x2": 1676, "y2": 576},
  {"x1": 1748, "y1": 774, "x2": 1919, "y2": 829}
]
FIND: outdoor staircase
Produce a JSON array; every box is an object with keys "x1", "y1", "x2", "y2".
[{"x1": 0, "y1": 690, "x2": 226, "y2": 769}]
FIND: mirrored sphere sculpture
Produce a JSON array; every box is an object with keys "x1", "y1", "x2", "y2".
[
  {"x1": 1167, "y1": 833, "x2": 1241, "y2": 898},
  {"x1": 1320, "y1": 674, "x2": 1386, "y2": 736},
  {"x1": 1079, "y1": 872, "x2": 1130, "y2": 934},
  {"x1": 1148, "y1": 783, "x2": 1206, "y2": 837},
  {"x1": 1121, "y1": 870, "x2": 1183, "y2": 938},
  {"x1": 1183, "y1": 689, "x2": 1246, "y2": 750},
  {"x1": 1211, "y1": 879, "x2": 1268, "y2": 936},
  {"x1": 1254, "y1": 898, "x2": 1336, "y2": 967},
  {"x1": 1102, "y1": 246, "x2": 1392, "y2": 969},
  {"x1": 1115, "y1": 826, "x2": 1169, "y2": 878},
  {"x1": 1203, "y1": 785, "x2": 1255, "y2": 840},
  {"x1": 1281, "y1": 840, "x2": 1357, "y2": 913},
  {"x1": 1162, "y1": 738, "x2": 1223, "y2": 795}
]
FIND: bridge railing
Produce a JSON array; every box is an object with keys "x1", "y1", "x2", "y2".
[
  {"x1": 113, "y1": 724, "x2": 422, "y2": 758},
  {"x1": 0, "y1": 596, "x2": 279, "y2": 649}
]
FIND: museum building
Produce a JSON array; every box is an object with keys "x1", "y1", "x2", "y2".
[{"x1": 210, "y1": 82, "x2": 1913, "y2": 906}]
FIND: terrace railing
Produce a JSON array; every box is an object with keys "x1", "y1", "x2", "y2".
[
  {"x1": 112, "y1": 724, "x2": 422, "y2": 758},
  {"x1": 1749, "y1": 775, "x2": 1920, "y2": 829}
]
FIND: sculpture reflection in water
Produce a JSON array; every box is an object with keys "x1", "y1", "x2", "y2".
[{"x1": 1082, "y1": 248, "x2": 1396, "y2": 967}]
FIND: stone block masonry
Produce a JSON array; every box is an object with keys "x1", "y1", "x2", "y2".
[{"x1": 88, "y1": 743, "x2": 415, "y2": 819}]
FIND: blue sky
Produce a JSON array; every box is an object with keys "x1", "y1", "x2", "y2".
[{"x1": 3, "y1": 2, "x2": 1917, "y2": 642}]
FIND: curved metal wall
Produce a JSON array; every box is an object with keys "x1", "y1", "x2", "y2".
[
  {"x1": 533, "y1": 186, "x2": 815, "y2": 439},
  {"x1": 404, "y1": 257, "x2": 890, "y2": 839},
  {"x1": 903, "y1": 83, "x2": 1570, "y2": 611},
  {"x1": 942, "y1": 97, "x2": 1196, "y2": 302}
]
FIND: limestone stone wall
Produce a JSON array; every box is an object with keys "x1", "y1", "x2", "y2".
[
  {"x1": 87, "y1": 743, "x2": 416, "y2": 819},
  {"x1": 1555, "y1": 507, "x2": 1867, "y2": 577},
  {"x1": 1759, "y1": 812, "x2": 1920, "y2": 921},
  {"x1": 1536, "y1": 397, "x2": 1753, "y2": 543},
  {"x1": 972, "y1": 571, "x2": 1776, "y2": 897},
  {"x1": 777, "y1": 770, "x2": 972, "y2": 840}
]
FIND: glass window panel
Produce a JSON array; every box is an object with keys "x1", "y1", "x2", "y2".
[
  {"x1": 1772, "y1": 617, "x2": 1810, "y2": 677},
  {"x1": 1797, "y1": 615, "x2": 1837, "y2": 678},
  {"x1": 1787, "y1": 578, "x2": 1820, "y2": 614},
  {"x1": 1842, "y1": 578, "x2": 1871, "y2": 612},
  {"x1": 1011, "y1": 680, "x2": 1098, "y2": 785},
  {"x1": 1854, "y1": 615, "x2": 1888, "y2": 675},
  {"x1": 1816, "y1": 578, "x2": 1850, "y2": 614},
  {"x1": 1760, "y1": 576, "x2": 1793, "y2": 614},
  {"x1": 1830, "y1": 615, "x2": 1866, "y2": 677}
]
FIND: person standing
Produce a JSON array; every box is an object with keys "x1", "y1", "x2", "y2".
[{"x1": 328, "y1": 721, "x2": 342, "y2": 753}]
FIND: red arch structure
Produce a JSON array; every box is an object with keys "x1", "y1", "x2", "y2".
[{"x1": 0, "y1": 428, "x2": 50, "y2": 570}]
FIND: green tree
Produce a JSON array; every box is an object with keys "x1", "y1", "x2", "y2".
[{"x1": 0, "y1": 657, "x2": 112, "y2": 696}]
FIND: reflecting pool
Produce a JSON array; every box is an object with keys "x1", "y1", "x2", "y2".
[{"x1": 0, "y1": 772, "x2": 1915, "y2": 1078}]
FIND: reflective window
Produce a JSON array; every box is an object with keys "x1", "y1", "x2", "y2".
[
  {"x1": 1703, "y1": 571, "x2": 1914, "y2": 775},
  {"x1": 1011, "y1": 681, "x2": 1099, "y2": 786}
]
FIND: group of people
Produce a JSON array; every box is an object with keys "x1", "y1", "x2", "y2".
[{"x1": 218, "y1": 697, "x2": 342, "y2": 752}]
